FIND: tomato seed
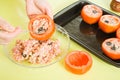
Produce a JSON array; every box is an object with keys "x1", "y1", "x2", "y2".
[
  {"x1": 111, "y1": 44, "x2": 116, "y2": 50},
  {"x1": 104, "y1": 20, "x2": 109, "y2": 23},
  {"x1": 38, "y1": 27, "x2": 44, "y2": 32},
  {"x1": 48, "y1": 42, "x2": 53, "y2": 45},
  {"x1": 106, "y1": 42, "x2": 112, "y2": 46},
  {"x1": 92, "y1": 10, "x2": 97, "y2": 14},
  {"x1": 22, "y1": 53, "x2": 27, "y2": 58}
]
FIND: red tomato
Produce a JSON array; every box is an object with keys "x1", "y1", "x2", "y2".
[
  {"x1": 81, "y1": 4, "x2": 103, "y2": 24},
  {"x1": 28, "y1": 14, "x2": 55, "y2": 41},
  {"x1": 102, "y1": 38, "x2": 120, "y2": 60},
  {"x1": 98, "y1": 15, "x2": 120, "y2": 33},
  {"x1": 65, "y1": 51, "x2": 92, "y2": 74},
  {"x1": 116, "y1": 27, "x2": 120, "y2": 39}
]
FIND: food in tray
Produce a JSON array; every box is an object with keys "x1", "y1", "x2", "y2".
[
  {"x1": 81, "y1": 4, "x2": 120, "y2": 34},
  {"x1": 102, "y1": 38, "x2": 120, "y2": 60},
  {"x1": 28, "y1": 14, "x2": 55, "y2": 41},
  {"x1": 65, "y1": 50, "x2": 92, "y2": 74},
  {"x1": 98, "y1": 15, "x2": 120, "y2": 33},
  {"x1": 81, "y1": 4, "x2": 103, "y2": 24},
  {"x1": 12, "y1": 38, "x2": 61, "y2": 64},
  {"x1": 54, "y1": 0, "x2": 120, "y2": 67},
  {"x1": 80, "y1": 4, "x2": 120, "y2": 61}
]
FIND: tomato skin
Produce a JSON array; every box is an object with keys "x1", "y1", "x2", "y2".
[
  {"x1": 116, "y1": 28, "x2": 120, "y2": 39},
  {"x1": 98, "y1": 15, "x2": 120, "y2": 33},
  {"x1": 81, "y1": 4, "x2": 103, "y2": 24},
  {"x1": 102, "y1": 38, "x2": 120, "y2": 60},
  {"x1": 65, "y1": 51, "x2": 92, "y2": 74},
  {"x1": 28, "y1": 14, "x2": 55, "y2": 41}
]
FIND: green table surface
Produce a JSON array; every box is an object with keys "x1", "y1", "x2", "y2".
[{"x1": 0, "y1": 0, "x2": 120, "y2": 80}]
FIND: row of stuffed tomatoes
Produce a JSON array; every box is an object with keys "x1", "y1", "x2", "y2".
[{"x1": 81, "y1": 4, "x2": 120, "y2": 60}]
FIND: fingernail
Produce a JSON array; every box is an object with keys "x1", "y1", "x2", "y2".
[{"x1": 4, "y1": 25, "x2": 15, "y2": 32}]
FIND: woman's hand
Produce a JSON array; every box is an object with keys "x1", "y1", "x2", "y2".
[
  {"x1": 0, "y1": 17, "x2": 22, "y2": 45},
  {"x1": 26, "y1": 0, "x2": 53, "y2": 19}
]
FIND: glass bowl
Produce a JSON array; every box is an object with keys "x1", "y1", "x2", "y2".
[{"x1": 4, "y1": 24, "x2": 70, "y2": 68}]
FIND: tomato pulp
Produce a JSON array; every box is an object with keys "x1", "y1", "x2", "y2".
[
  {"x1": 28, "y1": 14, "x2": 55, "y2": 41},
  {"x1": 102, "y1": 38, "x2": 120, "y2": 60},
  {"x1": 65, "y1": 51, "x2": 92, "y2": 74},
  {"x1": 81, "y1": 4, "x2": 103, "y2": 24}
]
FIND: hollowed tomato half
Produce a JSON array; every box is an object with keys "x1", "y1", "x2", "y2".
[{"x1": 65, "y1": 51, "x2": 92, "y2": 74}]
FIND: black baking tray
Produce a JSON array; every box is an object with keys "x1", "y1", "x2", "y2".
[{"x1": 54, "y1": 0, "x2": 120, "y2": 67}]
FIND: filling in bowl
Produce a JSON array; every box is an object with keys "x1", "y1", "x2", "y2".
[{"x1": 12, "y1": 38, "x2": 61, "y2": 64}]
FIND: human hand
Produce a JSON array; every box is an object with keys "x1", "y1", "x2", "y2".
[
  {"x1": 26, "y1": 0, "x2": 53, "y2": 19},
  {"x1": 0, "y1": 17, "x2": 22, "y2": 45}
]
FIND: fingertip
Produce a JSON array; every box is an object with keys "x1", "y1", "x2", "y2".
[
  {"x1": 50, "y1": 14, "x2": 53, "y2": 20},
  {"x1": 14, "y1": 26, "x2": 22, "y2": 33},
  {"x1": 47, "y1": 11, "x2": 53, "y2": 20},
  {"x1": 29, "y1": 14, "x2": 39, "y2": 19},
  {"x1": 45, "y1": 6, "x2": 53, "y2": 20},
  {"x1": 7, "y1": 26, "x2": 15, "y2": 32}
]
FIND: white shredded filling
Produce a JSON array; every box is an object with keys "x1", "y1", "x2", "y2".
[{"x1": 12, "y1": 38, "x2": 61, "y2": 64}]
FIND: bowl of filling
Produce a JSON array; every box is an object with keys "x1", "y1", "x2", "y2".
[{"x1": 4, "y1": 15, "x2": 70, "y2": 68}]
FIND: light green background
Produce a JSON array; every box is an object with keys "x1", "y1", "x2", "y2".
[{"x1": 0, "y1": 0, "x2": 120, "y2": 80}]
